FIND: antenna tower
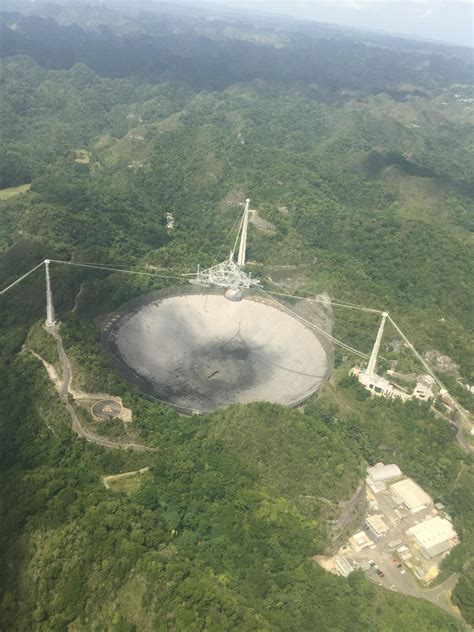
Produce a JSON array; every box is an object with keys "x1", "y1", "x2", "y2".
[{"x1": 191, "y1": 197, "x2": 259, "y2": 290}]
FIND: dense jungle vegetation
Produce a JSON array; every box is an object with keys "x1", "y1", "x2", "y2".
[{"x1": 0, "y1": 1, "x2": 473, "y2": 629}]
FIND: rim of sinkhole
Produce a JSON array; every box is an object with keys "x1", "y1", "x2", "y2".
[{"x1": 101, "y1": 288, "x2": 332, "y2": 414}]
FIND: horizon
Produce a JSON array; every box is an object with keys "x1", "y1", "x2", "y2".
[{"x1": 188, "y1": 0, "x2": 474, "y2": 48}]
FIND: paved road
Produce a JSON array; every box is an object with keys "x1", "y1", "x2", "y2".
[
  {"x1": 48, "y1": 325, "x2": 154, "y2": 452},
  {"x1": 363, "y1": 559, "x2": 460, "y2": 617},
  {"x1": 430, "y1": 404, "x2": 471, "y2": 454},
  {"x1": 350, "y1": 539, "x2": 460, "y2": 616},
  {"x1": 347, "y1": 487, "x2": 465, "y2": 620}
]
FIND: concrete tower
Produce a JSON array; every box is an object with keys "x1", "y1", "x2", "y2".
[
  {"x1": 237, "y1": 198, "x2": 251, "y2": 267},
  {"x1": 45, "y1": 259, "x2": 56, "y2": 327},
  {"x1": 367, "y1": 311, "x2": 388, "y2": 376}
]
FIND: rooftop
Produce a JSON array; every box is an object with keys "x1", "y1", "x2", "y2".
[
  {"x1": 416, "y1": 374, "x2": 435, "y2": 388},
  {"x1": 408, "y1": 517, "x2": 457, "y2": 550},
  {"x1": 350, "y1": 531, "x2": 373, "y2": 549},
  {"x1": 366, "y1": 514, "x2": 389, "y2": 535},
  {"x1": 367, "y1": 462, "x2": 402, "y2": 483},
  {"x1": 390, "y1": 478, "x2": 432, "y2": 511},
  {"x1": 335, "y1": 556, "x2": 353, "y2": 577}
]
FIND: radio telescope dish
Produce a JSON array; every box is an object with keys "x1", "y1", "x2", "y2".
[{"x1": 102, "y1": 291, "x2": 331, "y2": 414}]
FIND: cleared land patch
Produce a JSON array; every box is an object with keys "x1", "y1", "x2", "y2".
[
  {"x1": 103, "y1": 467, "x2": 150, "y2": 494},
  {"x1": 0, "y1": 183, "x2": 31, "y2": 199},
  {"x1": 75, "y1": 149, "x2": 91, "y2": 164},
  {"x1": 380, "y1": 166, "x2": 445, "y2": 222}
]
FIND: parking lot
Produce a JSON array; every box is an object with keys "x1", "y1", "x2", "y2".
[{"x1": 315, "y1": 466, "x2": 461, "y2": 618}]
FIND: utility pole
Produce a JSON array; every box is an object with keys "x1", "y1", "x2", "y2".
[
  {"x1": 367, "y1": 311, "x2": 388, "y2": 376},
  {"x1": 45, "y1": 259, "x2": 56, "y2": 327}
]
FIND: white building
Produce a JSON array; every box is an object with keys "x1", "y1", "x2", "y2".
[
  {"x1": 350, "y1": 531, "x2": 373, "y2": 551},
  {"x1": 365, "y1": 514, "x2": 389, "y2": 540},
  {"x1": 358, "y1": 370, "x2": 393, "y2": 396},
  {"x1": 352, "y1": 368, "x2": 411, "y2": 402},
  {"x1": 367, "y1": 462, "x2": 402, "y2": 492},
  {"x1": 407, "y1": 517, "x2": 458, "y2": 558},
  {"x1": 334, "y1": 556, "x2": 353, "y2": 577},
  {"x1": 390, "y1": 478, "x2": 432, "y2": 513},
  {"x1": 413, "y1": 375, "x2": 435, "y2": 401}
]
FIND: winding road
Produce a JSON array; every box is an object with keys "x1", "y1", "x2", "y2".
[
  {"x1": 45, "y1": 325, "x2": 154, "y2": 452},
  {"x1": 367, "y1": 564, "x2": 461, "y2": 618}
]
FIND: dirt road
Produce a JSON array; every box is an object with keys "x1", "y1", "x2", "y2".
[
  {"x1": 102, "y1": 467, "x2": 150, "y2": 489},
  {"x1": 43, "y1": 325, "x2": 154, "y2": 452}
]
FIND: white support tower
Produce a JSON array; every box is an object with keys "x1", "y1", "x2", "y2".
[
  {"x1": 237, "y1": 198, "x2": 251, "y2": 267},
  {"x1": 191, "y1": 197, "x2": 259, "y2": 292},
  {"x1": 45, "y1": 259, "x2": 56, "y2": 327},
  {"x1": 366, "y1": 311, "x2": 388, "y2": 376}
]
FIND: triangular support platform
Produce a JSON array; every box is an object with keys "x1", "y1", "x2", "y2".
[
  {"x1": 190, "y1": 197, "x2": 260, "y2": 290},
  {"x1": 190, "y1": 257, "x2": 259, "y2": 289}
]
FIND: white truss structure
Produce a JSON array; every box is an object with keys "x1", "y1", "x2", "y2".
[
  {"x1": 190, "y1": 256, "x2": 259, "y2": 289},
  {"x1": 190, "y1": 197, "x2": 260, "y2": 290}
]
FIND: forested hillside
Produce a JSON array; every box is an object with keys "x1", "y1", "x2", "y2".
[{"x1": 0, "y1": 2, "x2": 473, "y2": 629}]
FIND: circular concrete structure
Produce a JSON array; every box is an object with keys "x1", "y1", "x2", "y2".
[
  {"x1": 102, "y1": 292, "x2": 330, "y2": 413},
  {"x1": 91, "y1": 399, "x2": 122, "y2": 420}
]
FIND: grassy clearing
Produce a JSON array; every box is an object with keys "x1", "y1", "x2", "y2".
[
  {"x1": 74, "y1": 149, "x2": 91, "y2": 164},
  {"x1": 380, "y1": 166, "x2": 445, "y2": 222},
  {"x1": 151, "y1": 112, "x2": 183, "y2": 134},
  {"x1": 0, "y1": 183, "x2": 31, "y2": 199},
  {"x1": 103, "y1": 467, "x2": 150, "y2": 495},
  {"x1": 104, "y1": 126, "x2": 148, "y2": 163},
  {"x1": 102, "y1": 116, "x2": 184, "y2": 165}
]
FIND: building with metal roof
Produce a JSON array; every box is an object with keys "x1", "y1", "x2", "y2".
[
  {"x1": 367, "y1": 462, "x2": 402, "y2": 488},
  {"x1": 350, "y1": 531, "x2": 373, "y2": 551},
  {"x1": 413, "y1": 374, "x2": 435, "y2": 401},
  {"x1": 334, "y1": 556, "x2": 353, "y2": 577},
  {"x1": 390, "y1": 478, "x2": 432, "y2": 513},
  {"x1": 407, "y1": 517, "x2": 458, "y2": 558},
  {"x1": 365, "y1": 514, "x2": 389, "y2": 540}
]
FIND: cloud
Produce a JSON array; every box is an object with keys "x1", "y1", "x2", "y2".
[
  {"x1": 417, "y1": 8, "x2": 433, "y2": 19},
  {"x1": 232, "y1": 0, "x2": 474, "y2": 47},
  {"x1": 330, "y1": 0, "x2": 472, "y2": 6}
]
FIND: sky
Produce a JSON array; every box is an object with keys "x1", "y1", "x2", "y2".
[{"x1": 213, "y1": 0, "x2": 474, "y2": 47}]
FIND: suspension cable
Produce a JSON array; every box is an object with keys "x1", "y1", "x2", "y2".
[
  {"x1": 225, "y1": 212, "x2": 244, "y2": 262},
  {"x1": 204, "y1": 208, "x2": 246, "y2": 268},
  {"x1": 0, "y1": 259, "x2": 468, "y2": 426},
  {"x1": 257, "y1": 288, "x2": 369, "y2": 359},
  {"x1": 387, "y1": 316, "x2": 468, "y2": 416},
  {"x1": 49, "y1": 259, "x2": 186, "y2": 281},
  {"x1": 38, "y1": 257, "x2": 385, "y2": 314},
  {"x1": 0, "y1": 261, "x2": 45, "y2": 295},
  {"x1": 262, "y1": 287, "x2": 382, "y2": 314},
  {"x1": 388, "y1": 316, "x2": 472, "y2": 432}
]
